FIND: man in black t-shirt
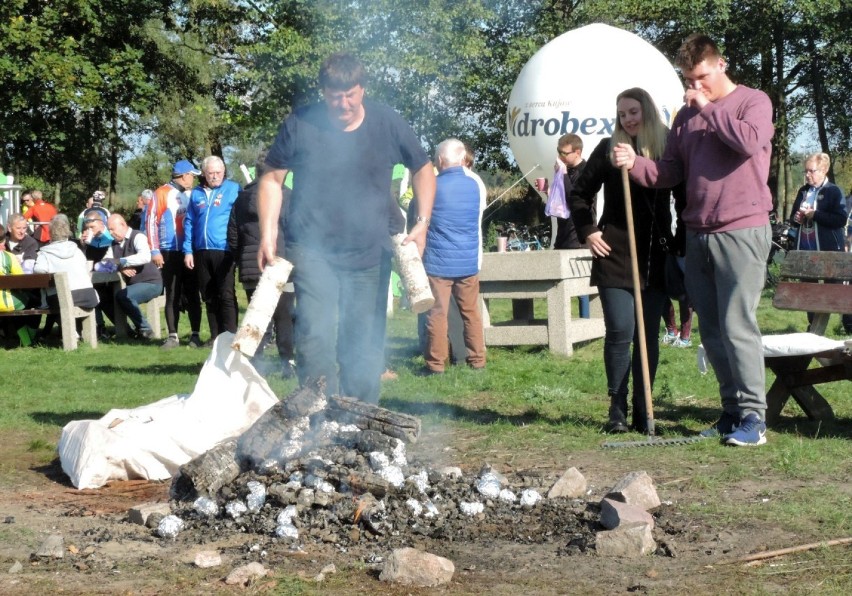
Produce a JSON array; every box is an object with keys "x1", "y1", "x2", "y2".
[{"x1": 257, "y1": 52, "x2": 436, "y2": 404}]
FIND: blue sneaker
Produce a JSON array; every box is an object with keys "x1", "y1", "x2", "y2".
[
  {"x1": 661, "y1": 331, "x2": 678, "y2": 345},
  {"x1": 699, "y1": 411, "x2": 738, "y2": 438},
  {"x1": 724, "y1": 413, "x2": 767, "y2": 446},
  {"x1": 673, "y1": 337, "x2": 692, "y2": 348}
]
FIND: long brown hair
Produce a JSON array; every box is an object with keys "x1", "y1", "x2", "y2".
[{"x1": 612, "y1": 87, "x2": 668, "y2": 160}]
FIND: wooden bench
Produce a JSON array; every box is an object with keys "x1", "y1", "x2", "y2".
[
  {"x1": 90, "y1": 270, "x2": 165, "y2": 339},
  {"x1": 764, "y1": 250, "x2": 852, "y2": 423},
  {"x1": 0, "y1": 272, "x2": 97, "y2": 350}
]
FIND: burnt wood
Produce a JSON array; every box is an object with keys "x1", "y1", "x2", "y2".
[
  {"x1": 327, "y1": 396, "x2": 421, "y2": 444},
  {"x1": 170, "y1": 438, "x2": 241, "y2": 500}
]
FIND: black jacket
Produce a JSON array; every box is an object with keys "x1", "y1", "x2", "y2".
[
  {"x1": 789, "y1": 181, "x2": 847, "y2": 252},
  {"x1": 7, "y1": 233, "x2": 39, "y2": 262},
  {"x1": 569, "y1": 138, "x2": 683, "y2": 290},
  {"x1": 227, "y1": 181, "x2": 287, "y2": 285}
]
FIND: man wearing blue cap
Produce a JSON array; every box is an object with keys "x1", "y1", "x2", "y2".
[{"x1": 147, "y1": 159, "x2": 204, "y2": 349}]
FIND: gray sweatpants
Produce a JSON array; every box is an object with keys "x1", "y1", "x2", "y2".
[{"x1": 685, "y1": 224, "x2": 771, "y2": 420}]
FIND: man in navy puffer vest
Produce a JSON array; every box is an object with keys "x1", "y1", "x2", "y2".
[{"x1": 422, "y1": 139, "x2": 487, "y2": 374}]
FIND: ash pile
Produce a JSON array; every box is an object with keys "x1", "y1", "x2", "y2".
[{"x1": 161, "y1": 384, "x2": 598, "y2": 552}]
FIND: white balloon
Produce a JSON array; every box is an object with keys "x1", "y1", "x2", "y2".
[{"x1": 507, "y1": 23, "x2": 685, "y2": 190}]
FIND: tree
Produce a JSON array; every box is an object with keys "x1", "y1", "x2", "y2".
[{"x1": 0, "y1": 1, "x2": 204, "y2": 208}]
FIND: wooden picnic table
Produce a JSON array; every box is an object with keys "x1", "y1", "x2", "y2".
[
  {"x1": 0, "y1": 272, "x2": 97, "y2": 350},
  {"x1": 764, "y1": 250, "x2": 852, "y2": 423}
]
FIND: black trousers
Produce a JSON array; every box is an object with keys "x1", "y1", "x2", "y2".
[{"x1": 194, "y1": 249, "x2": 238, "y2": 338}]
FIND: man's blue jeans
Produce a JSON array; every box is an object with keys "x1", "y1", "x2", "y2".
[
  {"x1": 291, "y1": 248, "x2": 383, "y2": 404},
  {"x1": 117, "y1": 281, "x2": 163, "y2": 333}
]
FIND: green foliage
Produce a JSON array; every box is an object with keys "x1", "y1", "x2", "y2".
[{"x1": 2, "y1": 0, "x2": 850, "y2": 202}]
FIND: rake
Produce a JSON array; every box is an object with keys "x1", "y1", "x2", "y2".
[{"x1": 602, "y1": 167, "x2": 705, "y2": 449}]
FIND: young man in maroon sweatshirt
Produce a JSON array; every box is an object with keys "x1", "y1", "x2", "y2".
[{"x1": 613, "y1": 34, "x2": 774, "y2": 446}]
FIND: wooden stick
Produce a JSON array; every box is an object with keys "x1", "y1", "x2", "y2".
[
  {"x1": 391, "y1": 234, "x2": 434, "y2": 314},
  {"x1": 722, "y1": 536, "x2": 852, "y2": 564},
  {"x1": 232, "y1": 257, "x2": 293, "y2": 357},
  {"x1": 621, "y1": 166, "x2": 655, "y2": 436}
]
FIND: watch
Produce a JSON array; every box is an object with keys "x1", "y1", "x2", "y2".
[{"x1": 415, "y1": 216, "x2": 430, "y2": 226}]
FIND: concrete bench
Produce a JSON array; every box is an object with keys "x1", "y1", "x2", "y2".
[
  {"x1": 0, "y1": 272, "x2": 97, "y2": 350},
  {"x1": 91, "y1": 271, "x2": 165, "y2": 339},
  {"x1": 478, "y1": 250, "x2": 605, "y2": 356},
  {"x1": 764, "y1": 250, "x2": 852, "y2": 423}
]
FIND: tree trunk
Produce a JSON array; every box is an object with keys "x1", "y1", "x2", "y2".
[{"x1": 109, "y1": 109, "x2": 119, "y2": 209}]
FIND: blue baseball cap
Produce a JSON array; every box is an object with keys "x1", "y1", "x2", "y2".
[{"x1": 172, "y1": 159, "x2": 201, "y2": 176}]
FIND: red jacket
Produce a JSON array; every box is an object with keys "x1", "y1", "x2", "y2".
[{"x1": 27, "y1": 199, "x2": 58, "y2": 243}]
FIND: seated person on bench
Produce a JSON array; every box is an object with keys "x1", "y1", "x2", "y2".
[
  {"x1": 82, "y1": 211, "x2": 116, "y2": 337},
  {"x1": 33, "y1": 215, "x2": 100, "y2": 339},
  {"x1": 104, "y1": 214, "x2": 163, "y2": 340}
]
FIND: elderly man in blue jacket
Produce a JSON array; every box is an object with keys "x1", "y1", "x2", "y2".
[
  {"x1": 421, "y1": 138, "x2": 487, "y2": 375},
  {"x1": 184, "y1": 155, "x2": 241, "y2": 342}
]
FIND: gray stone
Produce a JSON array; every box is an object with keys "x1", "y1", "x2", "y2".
[
  {"x1": 596, "y1": 522, "x2": 656, "y2": 558},
  {"x1": 8, "y1": 560, "x2": 23, "y2": 574},
  {"x1": 194, "y1": 550, "x2": 222, "y2": 568},
  {"x1": 379, "y1": 547, "x2": 454, "y2": 587},
  {"x1": 547, "y1": 467, "x2": 587, "y2": 499},
  {"x1": 438, "y1": 466, "x2": 463, "y2": 479},
  {"x1": 599, "y1": 498, "x2": 655, "y2": 530},
  {"x1": 225, "y1": 562, "x2": 268, "y2": 585},
  {"x1": 128, "y1": 502, "x2": 172, "y2": 526},
  {"x1": 314, "y1": 563, "x2": 337, "y2": 582},
  {"x1": 35, "y1": 534, "x2": 65, "y2": 559},
  {"x1": 605, "y1": 471, "x2": 661, "y2": 511}
]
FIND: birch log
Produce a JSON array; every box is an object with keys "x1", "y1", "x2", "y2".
[
  {"x1": 391, "y1": 234, "x2": 434, "y2": 314},
  {"x1": 232, "y1": 257, "x2": 294, "y2": 357}
]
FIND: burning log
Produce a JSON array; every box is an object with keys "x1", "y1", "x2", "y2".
[
  {"x1": 170, "y1": 439, "x2": 241, "y2": 500},
  {"x1": 391, "y1": 233, "x2": 434, "y2": 314},
  {"x1": 171, "y1": 384, "x2": 422, "y2": 500},
  {"x1": 231, "y1": 257, "x2": 294, "y2": 357},
  {"x1": 237, "y1": 384, "x2": 329, "y2": 470},
  {"x1": 344, "y1": 470, "x2": 391, "y2": 498},
  {"x1": 328, "y1": 396, "x2": 421, "y2": 444}
]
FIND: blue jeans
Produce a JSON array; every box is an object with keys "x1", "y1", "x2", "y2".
[
  {"x1": 117, "y1": 281, "x2": 163, "y2": 333},
  {"x1": 578, "y1": 295, "x2": 590, "y2": 319},
  {"x1": 291, "y1": 248, "x2": 384, "y2": 404}
]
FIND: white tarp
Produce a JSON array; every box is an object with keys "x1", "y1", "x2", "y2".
[
  {"x1": 697, "y1": 333, "x2": 848, "y2": 374},
  {"x1": 58, "y1": 333, "x2": 278, "y2": 489}
]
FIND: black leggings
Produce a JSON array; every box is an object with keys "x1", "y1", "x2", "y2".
[{"x1": 599, "y1": 285, "x2": 666, "y2": 418}]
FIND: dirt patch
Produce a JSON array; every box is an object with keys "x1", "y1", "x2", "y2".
[{"x1": 0, "y1": 425, "x2": 826, "y2": 594}]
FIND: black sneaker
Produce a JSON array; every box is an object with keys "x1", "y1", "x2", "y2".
[
  {"x1": 188, "y1": 335, "x2": 203, "y2": 348},
  {"x1": 700, "y1": 411, "x2": 739, "y2": 438}
]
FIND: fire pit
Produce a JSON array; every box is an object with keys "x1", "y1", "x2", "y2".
[{"x1": 163, "y1": 384, "x2": 600, "y2": 555}]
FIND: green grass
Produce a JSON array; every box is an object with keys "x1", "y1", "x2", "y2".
[{"x1": 1, "y1": 289, "x2": 850, "y2": 591}]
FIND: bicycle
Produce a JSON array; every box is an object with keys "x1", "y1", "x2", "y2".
[
  {"x1": 765, "y1": 218, "x2": 792, "y2": 287},
  {"x1": 498, "y1": 222, "x2": 546, "y2": 251}
]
